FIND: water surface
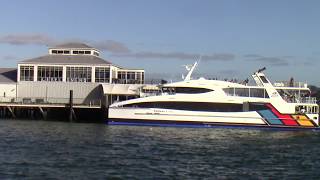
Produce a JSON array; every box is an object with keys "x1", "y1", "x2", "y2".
[{"x1": 0, "y1": 119, "x2": 319, "y2": 179}]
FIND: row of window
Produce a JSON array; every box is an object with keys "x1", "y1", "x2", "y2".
[
  {"x1": 51, "y1": 50, "x2": 100, "y2": 56},
  {"x1": 162, "y1": 87, "x2": 213, "y2": 94},
  {"x1": 19, "y1": 66, "x2": 144, "y2": 84},
  {"x1": 124, "y1": 102, "x2": 244, "y2": 112},
  {"x1": 123, "y1": 102, "x2": 287, "y2": 112},
  {"x1": 117, "y1": 72, "x2": 144, "y2": 80},
  {"x1": 38, "y1": 66, "x2": 63, "y2": 81},
  {"x1": 223, "y1": 88, "x2": 269, "y2": 98},
  {"x1": 73, "y1": 50, "x2": 91, "y2": 55}
]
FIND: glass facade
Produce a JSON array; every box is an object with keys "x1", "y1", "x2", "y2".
[
  {"x1": 38, "y1": 66, "x2": 63, "y2": 81},
  {"x1": 19, "y1": 65, "x2": 144, "y2": 84},
  {"x1": 66, "y1": 67, "x2": 92, "y2": 82},
  {"x1": 95, "y1": 67, "x2": 110, "y2": 83},
  {"x1": 20, "y1": 66, "x2": 34, "y2": 81}
]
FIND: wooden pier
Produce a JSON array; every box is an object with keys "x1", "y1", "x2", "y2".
[{"x1": 0, "y1": 90, "x2": 106, "y2": 123}]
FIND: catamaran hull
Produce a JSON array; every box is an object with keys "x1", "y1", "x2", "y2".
[{"x1": 108, "y1": 107, "x2": 319, "y2": 130}]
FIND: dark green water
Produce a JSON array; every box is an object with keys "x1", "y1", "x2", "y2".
[{"x1": 0, "y1": 119, "x2": 320, "y2": 179}]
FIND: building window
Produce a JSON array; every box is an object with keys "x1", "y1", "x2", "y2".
[
  {"x1": 136, "y1": 72, "x2": 144, "y2": 84},
  {"x1": 95, "y1": 67, "x2": 110, "y2": 83},
  {"x1": 117, "y1": 71, "x2": 127, "y2": 84},
  {"x1": 126, "y1": 72, "x2": 136, "y2": 84},
  {"x1": 116, "y1": 71, "x2": 144, "y2": 84},
  {"x1": 38, "y1": 66, "x2": 63, "y2": 81},
  {"x1": 127, "y1": 72, "x2": 135, "y2": 80},
  {"x1": 66, "y1": 67, "x2": 92, "y2": 82},
  {"x1": 20, "y1": 66, "x2": 34, "y2": 81},
  {"x1": 141, "y1": 72, "x2": 144, "y2": 84},
  {"x1": 93, "y1": 51, "x2": 99, "y2": 56}
]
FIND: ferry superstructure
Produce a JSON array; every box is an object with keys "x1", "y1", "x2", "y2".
[{"x1": 108, "y1": 67, "x2": 319, "y2": 129}]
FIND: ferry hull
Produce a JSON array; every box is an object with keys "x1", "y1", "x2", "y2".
[{"x1": 108, "y1": 107, "x2": 319, "y2": 130}]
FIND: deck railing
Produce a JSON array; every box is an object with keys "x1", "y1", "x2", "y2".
[
  {"x1": 286, "y1": 97, "x2": 317, "y2": 104},
  {"x1": 274, "y1": 81, "x2": 308, "y2": 88}
]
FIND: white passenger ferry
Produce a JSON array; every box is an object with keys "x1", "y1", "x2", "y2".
[{"x1": 108, "y1": 64, "x2": 319, "y2": 130}]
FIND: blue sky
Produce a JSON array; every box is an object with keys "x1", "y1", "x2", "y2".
[{"x1": 0, "y1": 0, "x2": 319, "y2": 85}]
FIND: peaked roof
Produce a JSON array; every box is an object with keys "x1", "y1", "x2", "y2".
[
  {"x1": 51, "y1": 42, "x2": 94, "y2": 49},
  {"x1": 19, "y1": 55, "x2": 112, "y2": 65},
  {"x1": 0, "y1": 68, "x2": 17, "y2": 83}
]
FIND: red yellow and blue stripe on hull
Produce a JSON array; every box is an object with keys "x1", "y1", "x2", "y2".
[{"x1": 257, "y1": 103, "x2": 317, "y2": 128}]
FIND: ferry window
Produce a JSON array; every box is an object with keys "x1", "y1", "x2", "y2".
[
  {"x1": 73, "y1": 51, "x2": 79, "y2": 54},
  {"x1": 124, "y1": 102, "x2": 243, "y2": 112},
  {"x1": 249, "y1": 103, "x2": 269, "y2": 111},
  {"x1": 64, "y1": 50, "x2": 70, "y2": 54},
  {"x1": 52, "y1": 50, "x2": 57, "y2": 54},
  {"x1": 79, "y1": 51, "x2": 84, "y2": 54},
  {"x1": 259, "y1": 76, "x2": 269, "y2": 83},
  {"x1": 20, "y1": 66, "x2": 34, "y2": 81},
  {"x1": 234, "y1": 88, "x2": 249, "y2": 97},
  {"x1": 85, "y1": 51, "x2": 91, "y2": 54},
  {"x1": 224, "y1": 88, "x2": 269, "y2": 98},
  {"x1": 175, "y1": 87, "x2": 213, "y2": 94},
  {"x1": 57, "y1": 50, "x2": 63, "y2": 54},
  {"x1": 250, "y1": 88, "x2": 269, "y2": 98},
  {"x1": 223, "y1": 88, "x2": 234, "y2": 96},
  {"x1": 162, "y1": 87, "x2": 175, "y2": 94}
]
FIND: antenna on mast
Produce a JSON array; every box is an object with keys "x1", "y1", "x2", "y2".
[{"x1": 183, "y1": 55, "x2": 201, "y2": 81}]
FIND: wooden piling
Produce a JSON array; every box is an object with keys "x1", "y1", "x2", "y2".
[{"x1": 69, "y1": 90, "x2": 74, "y2": 122}]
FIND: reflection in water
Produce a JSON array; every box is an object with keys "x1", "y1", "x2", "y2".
[{"x1": 0, "y1": 120, "x2": 319, "y2": 179}]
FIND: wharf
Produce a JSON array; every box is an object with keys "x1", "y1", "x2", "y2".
[{"x1": 0, "y1": 92, "x2": 106, "y2": 122}]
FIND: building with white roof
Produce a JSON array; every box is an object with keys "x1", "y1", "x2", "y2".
[
  {"x1": 18, "y1": 42, "x2": 144, "y2": 84},
  {"x1": 0, "y1": 43, "x2": 146, "y2": 106}
]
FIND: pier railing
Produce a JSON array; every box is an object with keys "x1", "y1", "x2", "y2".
[{"x1": 0, "y1": 97, "x2": 102, "y2": 107}]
